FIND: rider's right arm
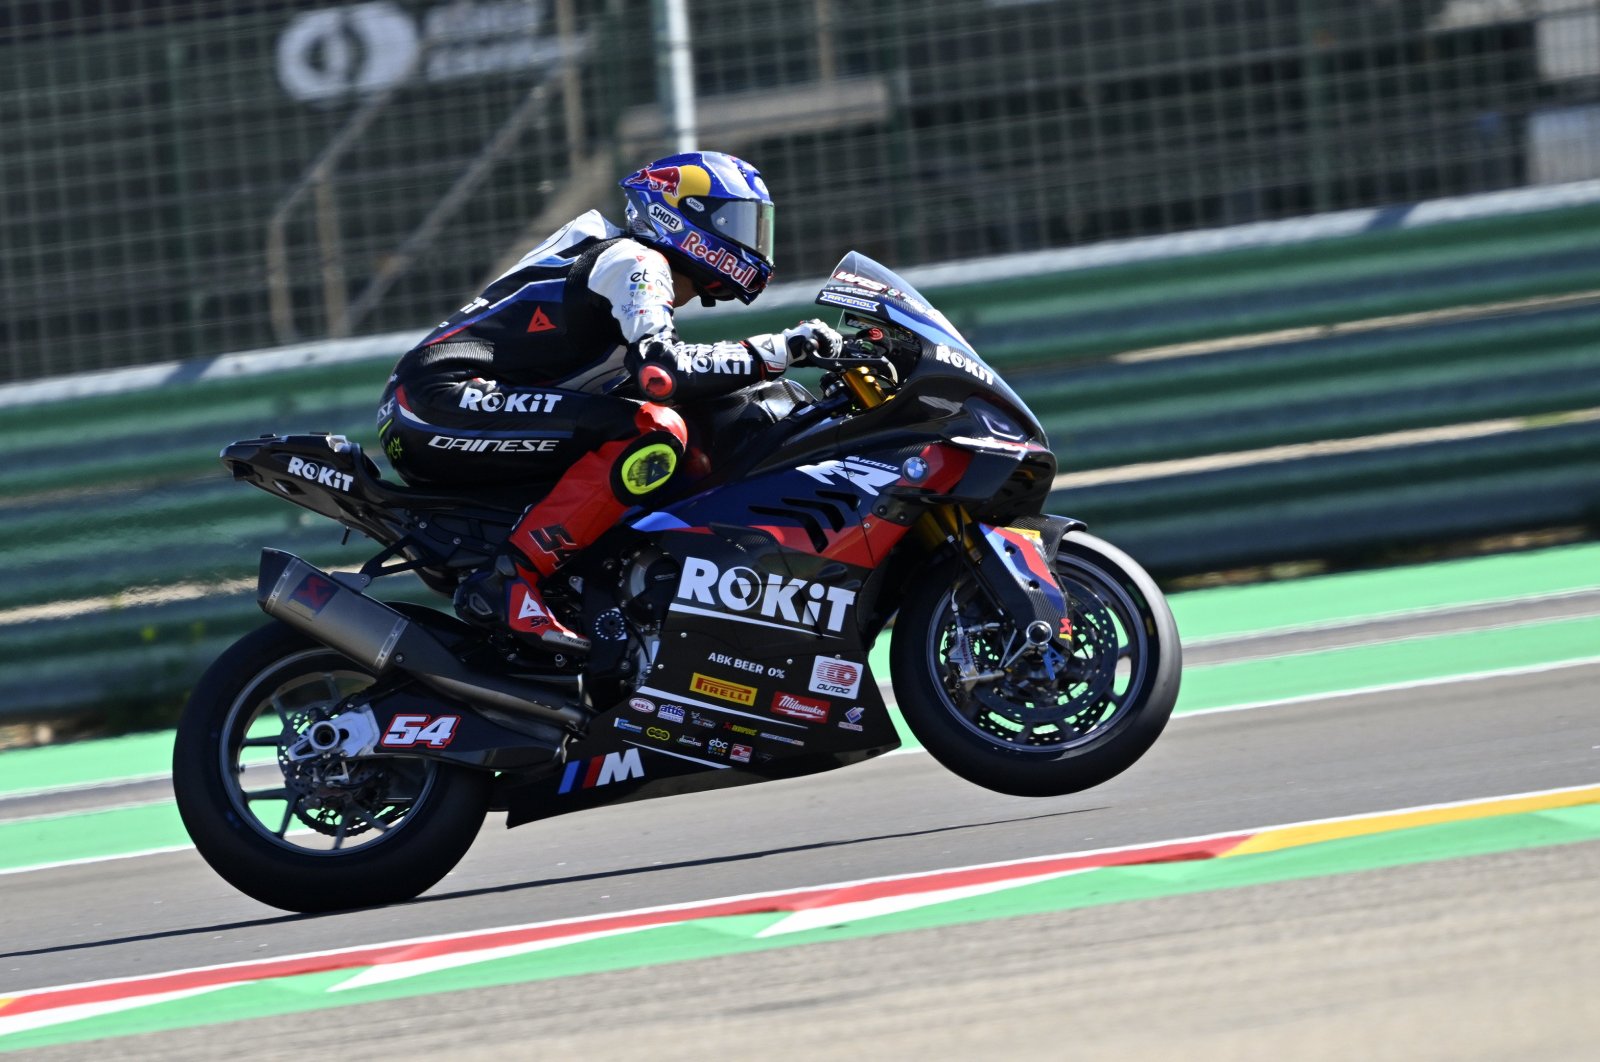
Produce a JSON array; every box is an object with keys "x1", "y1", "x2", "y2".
[{"x1": 588, "y1": 241, "x2": 788, "y2": 403}]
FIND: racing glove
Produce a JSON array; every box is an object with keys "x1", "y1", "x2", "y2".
[{"x1": 745, "y1": 319, "x2": 844, "y2": 374}]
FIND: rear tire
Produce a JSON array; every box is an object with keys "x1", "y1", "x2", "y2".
[
  {"x1": 173, "y1": 622, "x2": 492, "y2": 912},
  {"x1": 891, "y1": 531, "x2": 1180, "y2": 797}
]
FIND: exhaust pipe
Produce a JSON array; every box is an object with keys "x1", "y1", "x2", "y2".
[{"x1": 258, "y1": 549, "x2": 586, "y2": 729}]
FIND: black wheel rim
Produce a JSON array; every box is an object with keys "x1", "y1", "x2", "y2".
[
  {"x1": 219, "y1": 648, "x2": 439, "y2": 856},
  {"x1": 924, "y1": 554, "x2": 1152, "y2": 753}
]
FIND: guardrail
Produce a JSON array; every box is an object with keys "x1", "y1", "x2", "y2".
[{"x1": 3, "y1": 198, "x2": 1598, "y2": 723}]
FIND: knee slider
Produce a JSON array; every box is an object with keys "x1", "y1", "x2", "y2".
[{"x1": 611, "y1": 428, "x2": 683, "y2": 500}]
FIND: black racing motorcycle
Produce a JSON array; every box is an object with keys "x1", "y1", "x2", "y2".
[{"x1": 173, "y1": 252, "x2": 1181, "y2": 912}]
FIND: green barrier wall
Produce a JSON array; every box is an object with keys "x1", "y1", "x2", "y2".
[{"x1": 3, "y1": 204, "x2": 1598, "y2": 722}]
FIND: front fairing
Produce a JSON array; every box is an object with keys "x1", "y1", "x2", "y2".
[{"x1": 816, "y1": 252, "x2": 1044, "y2": 443}]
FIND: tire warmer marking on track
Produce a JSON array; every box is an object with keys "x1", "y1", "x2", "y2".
[{"x1": 6, "y1": 782, "x2": 1600, "y2": 1039}]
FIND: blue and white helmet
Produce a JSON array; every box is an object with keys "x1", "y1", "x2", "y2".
[{"x1": 620, "y1": 151, "x2": 775, "y2": 304}]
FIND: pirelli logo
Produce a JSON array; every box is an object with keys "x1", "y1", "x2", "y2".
[{"x1": 691, "y1": 672, "x2": 757, "y2": 707}]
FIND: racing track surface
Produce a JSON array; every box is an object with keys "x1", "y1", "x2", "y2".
[{"x1": 4, "y1": 557, "x2": 1600, "y2": 1057}]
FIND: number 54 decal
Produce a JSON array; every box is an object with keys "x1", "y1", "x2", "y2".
[{"x1": 381, "y1": 714, "x2": 461, "y2": 748}]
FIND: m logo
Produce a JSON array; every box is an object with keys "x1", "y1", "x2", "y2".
[{"x1": 558, "y1": 749, "x2": 645, "y2": 794}]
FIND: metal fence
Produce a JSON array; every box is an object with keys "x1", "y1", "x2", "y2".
[{"x1": 5, "y1": 0, "x2": 1600, "y2": 381}]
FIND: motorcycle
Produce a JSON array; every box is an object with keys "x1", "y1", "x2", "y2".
[{"x1": 173, "y1": 252, "x2": 1182, "y2": 913}]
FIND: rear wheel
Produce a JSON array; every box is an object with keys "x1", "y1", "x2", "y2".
[
  {"x1": 891, "y1": 531, "x2": 1180, "y2": 797},
  {"x1": 173, "y1": 622, "x2": 491, "y2": 912}
]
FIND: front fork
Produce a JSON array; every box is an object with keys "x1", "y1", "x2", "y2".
[{"x1": 917, "y1": 506, "x2": 1076, "y2": 648}]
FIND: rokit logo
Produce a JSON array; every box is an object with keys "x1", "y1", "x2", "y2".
[
  {"x1": 672, "y1": 347, "x2": 753, "y2": 376},
  {"x1": 285, "y1": 456, "x2": 354, "y2": 492},
  {"x1": 673, "y1": 559, "x2": 856, "y2": 636},
  {"x1": 456, "y1": 387, "x2": 563, "y2": 414},
  {"x1": 933, "y1": 344, "x2": 995, "y2": 385}
]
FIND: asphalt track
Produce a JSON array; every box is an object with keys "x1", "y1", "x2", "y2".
[{"x1": 3, "y1": 548, "x2": 1600, "y2": 1057}]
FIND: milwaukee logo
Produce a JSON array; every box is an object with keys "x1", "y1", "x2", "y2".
[
  {"x1": 673, "y1": 558, "x2": 856, "y2": 636},
  {"x1": 691, "y1": 673, "x2": 757, "y2": 706},
  {"x1": 557, "y1": 749, "x2": 644, "y2": 794},
  {"x1": 771, "y1": 691, "x2": 830, "y2": 723}
]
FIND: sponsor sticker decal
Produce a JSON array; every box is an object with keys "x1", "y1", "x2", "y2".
[
  {"x1": 817, "y1": 290, "x2": 880, "y2": 313},
  {"x1": 646, "y1": 727, "x2": 671, "y2": 742},
  {"x1": 558, "y1": 749, "x2": 645, "y2": 793},
  {"x1": 614, "y1": 718, "x2": 645, "y2": 734},
  {"x1": 691, "y1": 672, "x2": 757, "y2": 707},
  {"x1": 380, "y1": 714, "x2": 460, "y2": 748},
  {"x1": 290, "y1": 573, "x2": 337, "y2": 614},
  {"x1": 808, "y1": 655, "x2": 863, "y2": 699},
  {"x1": 674, "y1": 559, "x2": 856, "y2": 636},
  {"x1": 839, "y1": 705, "x2": 866, "y2": 732},
  {"x1": 658, "y1": 705, "x2": 686, "y2": 724},
  {"x1": 286, "y1": 455, "x2": 353, "y2": 492},
  {"x1": 647, "y1": 202, "x2": 683, "y2": 232},
  {"x1": 730, "y1": 743, "x2": 753, "y2": 764},
  {"x1": 630, "y1": 697, "x2": 656, "y2": 713},
  {"x1": 770, "y1": 690, "x2": 830, "y2": 724}
]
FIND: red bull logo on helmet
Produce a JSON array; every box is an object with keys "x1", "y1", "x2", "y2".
[
  {"x1": 626, "y1": 163, "x2": 711, "y2": 207},
  {"x1": 681, "y1": 231, "x2": 758, "y2": 290}
]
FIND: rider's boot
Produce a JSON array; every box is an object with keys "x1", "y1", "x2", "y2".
[
  {"x1": 454, "y1": 555, "x2": 591, "y2": 654},
  {"x1": 453, "y1": 414, "x2": 685, "y2": 652}
]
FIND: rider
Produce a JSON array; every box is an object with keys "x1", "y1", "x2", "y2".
[{"x1": 377, "y1": 151, "x2": 841, "y2": 653}]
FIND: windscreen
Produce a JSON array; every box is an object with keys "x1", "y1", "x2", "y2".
[{"x1": 816, "y1": 252, "x2": 977, "y2": 355}]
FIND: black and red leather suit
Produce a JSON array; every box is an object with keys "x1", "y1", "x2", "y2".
[{"x1": 377, "y1": 210, "x2": 807, "y2": 646}]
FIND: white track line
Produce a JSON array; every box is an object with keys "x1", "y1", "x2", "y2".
[{"x1": 5, "y1": 655, "x2": 1599, "y2": 879}]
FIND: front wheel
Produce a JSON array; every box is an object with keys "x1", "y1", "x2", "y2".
[
  {"x1": 173, "y1": 622, "x2": 492, "y2": 912},
  {"x1": 891, "y1": 531, "x2": 1181, "y2": 797}
]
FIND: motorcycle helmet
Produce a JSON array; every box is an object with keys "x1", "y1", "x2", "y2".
[{"x1": 620, "y1": 151, "x2": 775, "y2": 305}]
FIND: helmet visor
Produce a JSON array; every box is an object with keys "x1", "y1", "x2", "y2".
[{"x1": 707, "y1": 200, "x2": 775, "y2": 264}]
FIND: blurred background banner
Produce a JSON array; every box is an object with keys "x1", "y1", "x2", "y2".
[
  {"x1": 3, "y1": 0, "x2": 1600, "y2": 726},
  {"x1": 6, "y1": 0, "x2": 1600, "y2": 380}
]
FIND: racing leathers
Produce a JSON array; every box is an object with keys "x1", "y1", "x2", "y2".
[{"x1": 377, "y1": 210, "x2": 837, "y2": 651}]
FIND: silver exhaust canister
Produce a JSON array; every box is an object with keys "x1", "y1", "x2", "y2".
[{"x1": 257, "y1": 549, "x2": 586, "y2": 728}]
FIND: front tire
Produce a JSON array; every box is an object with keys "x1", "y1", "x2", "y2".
[
  {"x1": 891, "y1": 531, "x2": 1180, "y2": 797},
  {"x1": 173, "y1": 622, "x2": 492, "y2": 912}
]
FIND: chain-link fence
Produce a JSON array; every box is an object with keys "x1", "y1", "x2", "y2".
[{"x1": 4, "y1": 0, "x2": 1599, "y2": 382}]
